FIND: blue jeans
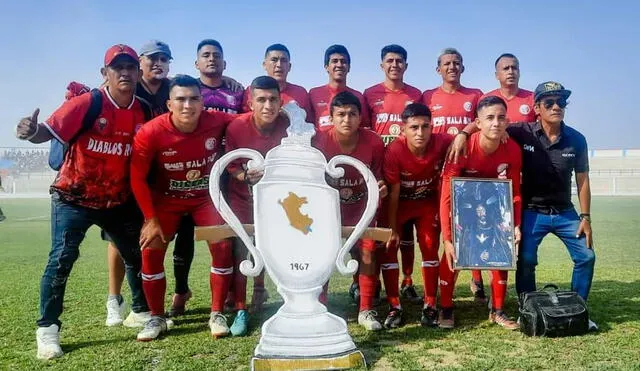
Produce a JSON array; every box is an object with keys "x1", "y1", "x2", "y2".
[
  {"x1": 516, "y1": 208, "x2": 595, "y2": 301},
  {"x1": 37, "y1": 193, "x2": 148, "y2": 328}
]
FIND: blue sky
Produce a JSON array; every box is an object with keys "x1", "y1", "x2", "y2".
[{"x1": 1, "y1": 0, "x2": 638, "y2": 149}]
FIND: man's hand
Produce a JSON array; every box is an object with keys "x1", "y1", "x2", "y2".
[
  {"x1": 443, "y1": 240, "x2": 457, "y2": 272},
  {"x1": 500, "y1": 130, "x2": 510, "y2": 144},
  {"x1": 576, "y1": 219, "x2": 593, "y2": 249},
  {"x1": 222, "y1": 76, "x2": 244, "y2": 93},
  {"x1": 140, "y1": 217, "x2": 166, "y2": 249},
  {"x1": 514, "y1": 226, "x2": 521, "y2": 256},
  {"x1": 16, "y1": 109, "x2": 40, "y2": 140},
  {"x1": 386, "y1": 230, "x2": 399, "y2": 251},
  {"x1": 245, "y1": 168, "x2": 264, "y2": 185},
  {"x1": 446, "y1": 133, "x2": 468, "y2": 164},
  {"x1": 378, "y1": 180, "x2": 388, "y2": 199}
]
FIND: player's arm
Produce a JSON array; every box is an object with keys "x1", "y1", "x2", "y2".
[
  {"x1": 372, "y1": 136, "x2": 387, "y2": 198},
  {"x1": 382, "y1": 147, "x2": 401, "y2": 248},
  {"x1": 225, "y1": 133, "x2": 263, "y2": 185},
  {"x1": 222, "y1": 76, "x2": 244, "y2": 93},
  {"x1": 359, "y1": 95, "x2": 371, "y2": 129},
  {"x1": 241, "y1": 87, "x2": 251, "y2": 114},
  {"x1": 440, "y1": 159, "x2": 463, "y2": 271},
  {"x1": 574, "y1": 136, "x2": 592, "y2": 248},
  {"x1": 16, "y1": 109, "x2": 53, "y2": 143},
  {"x1": 446, "y1": 122, "x2": 478, "y2": 164},
  {"x1": 203, "y1": 110, "x2": 239, "y2": 128}
]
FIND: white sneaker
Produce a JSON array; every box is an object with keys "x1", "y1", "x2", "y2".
[
  {"x1": 123, "y1": 311, "x2": 152, "y2": 328},
  {"x1": 588, "y1": 319, "x2": 599, "y2": 331},
  {"x1": 358, "y1": 310, "x2": 382, "y2": 331},
  {"x1": 209, "y1": 312, "x2": 230, "y2": 338},
  {"x1": 36, "y1": 324, "x2": 63, "y2": 360},
  {"x1": 136, "y1": 316, "x2": 168, "y2": 341},
  {"x1": 105, "y1": 297, "x2": 126, "y2": 327}
]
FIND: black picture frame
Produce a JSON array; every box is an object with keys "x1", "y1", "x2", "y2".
[{"x1": 451, "y1": 177, "x2": 516, "y2": 270}]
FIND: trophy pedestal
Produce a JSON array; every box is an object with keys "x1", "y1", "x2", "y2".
[{"x1": 251, "y1": 350, "x2": 365, "y2": 371}]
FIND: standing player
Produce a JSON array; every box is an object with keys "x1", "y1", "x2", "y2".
[
  {"x1": 16, "y1": 44, "x2": 151, "y2": 360},
  {"x1": 439, "y1": 96, "x2": 521, "y2": 330},
  {"x1": 130, "y1": 75, "x2": 237, "y2": 341},
  {"x1": 422, "y1": 47, "x2": 487, "y2": 301},
  {"x1": 382, "y1": 103, "x2": 452, "y2": 328},
  {"x1": 312, "y1": 91, "x2": 387, "y2": 331},
  {"x1": 309, "y1": 45, "x2": 370, "y2": 131},
  {"x1": 482, "y1": 53, "x2": 535, "y2": 123},
  {"x1": 225, "y1": 76, "x2": 290, "y2": 336},
  {"x1": 365, "y1": 44, "x2": 424, "y2": 304}
]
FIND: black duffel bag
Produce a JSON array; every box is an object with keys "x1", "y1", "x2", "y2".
[{"x1": 519, "y1": 284, "x2": 589, "y2": 337}]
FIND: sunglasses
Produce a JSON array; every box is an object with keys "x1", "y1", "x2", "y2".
[{"x1": 542, "y1": 98, "x2": 568, "y2": 109}]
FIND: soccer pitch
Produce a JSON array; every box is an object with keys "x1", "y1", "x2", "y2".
[{"x1": 0, "y1": 197, "x2": 638, "y2": 370}]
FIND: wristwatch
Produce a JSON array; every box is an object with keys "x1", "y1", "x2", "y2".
[
  {"x1": 457, "y1": 130, "x2": 470, "y2": 138},
  {"x1": 579, "y1": 213, "x2": 591, "y2": 223}
]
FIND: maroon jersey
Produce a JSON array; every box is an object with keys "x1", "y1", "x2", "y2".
[
  {"x1": 364, "y1": 82, "x2": 422, "y2": 145},
  {"x1": 308, "y1": 84, "x2": 370, "y2": 130},
  {"x1": 313, "y1": 127, "x2": 384, "y2": 226},
  {"x1": 130, "y1": 111, "x2": 235, "y2": 220},
  {"x1": 225, "y1": 112, "x2": 290, "y2": 223},
  {"x1": 44, "y1": 88, "x2": 147, "y2": 209},
  {"x1": 440, "y1": 133, "x2": 522, "y2": 242}
]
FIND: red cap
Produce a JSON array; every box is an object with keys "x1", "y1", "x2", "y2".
[{"x1": 104, "y1": 44, "x2": 139, "y2": 66}]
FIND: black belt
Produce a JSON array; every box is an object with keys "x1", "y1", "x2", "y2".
[{"x1": 526, "y1": 205, "x2": 567, "y2": 215}]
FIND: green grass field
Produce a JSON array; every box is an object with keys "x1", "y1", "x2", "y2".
[{"x1": 0, "y1": 197, "x2": 639, "y2": 370}]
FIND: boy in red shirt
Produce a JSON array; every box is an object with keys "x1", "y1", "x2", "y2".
[
  {"x1": 382, "y1": 103, "x2": 452, "y2": 327},
  {"x1": 312, "y1": 91, "x2": 387, "y2": 331},
  {"x1": 439, "y1": 96, "x2": 522, "y2": 330},
  {"x1": 224, "y1": 76, "x2": 290, "y2": 336},
  {"x1": 130, "y1": 75, "x2": 236, "y2": 341}
]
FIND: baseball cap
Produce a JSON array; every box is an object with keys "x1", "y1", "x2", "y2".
[
  {"x1": 534, "y1": 81, "x2": 571, "y2": 102},
  {"x1": 104, "y1": 44, "x2": 139, "y2": 66},
  {"x1": 139, "y1": 40, "x2": 173, "y2": 59}
]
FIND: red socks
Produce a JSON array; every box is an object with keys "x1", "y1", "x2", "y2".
[{"x1": 141, "y1": 248, "x2": 168, "y2": 316}]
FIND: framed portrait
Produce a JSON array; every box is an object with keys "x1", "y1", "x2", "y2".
[{"x1": 451, "y1": 177, "x2": 516, "y2": 270}]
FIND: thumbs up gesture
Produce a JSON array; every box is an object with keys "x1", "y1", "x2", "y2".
[{"x1": 16, "y1": 109, "x2": 40, "y2": 140}]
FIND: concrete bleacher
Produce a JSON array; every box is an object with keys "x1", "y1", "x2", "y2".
[{"x1": 588, "y1": 150, "x2": 640, "y2": 195}]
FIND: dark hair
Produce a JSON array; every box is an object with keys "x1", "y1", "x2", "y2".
[
  {"x1": 437, "y1": 47, "x2": 463, "y2": 67},
  {"x1": 330, "y1": 91, "x2": 361, "y2": 115},
  {"x1": 324, "y1": 44, "x2": 350, "y2": 66},
  {"x1": 265, "y1": 43, "x2": 290, "y2": 59},
  {"x1": 494, "y1": 53, "x2": 519, "y2": 68},
  {"x1": 169, "y1": 74, "x2": 201, "y2": 92},
  {"x1": 197, "y1": 39, "x2": 223, "y2": 55},
  {"x1": 476, "y1": 96, "x2": 507, "y2": 114},
  {"x1": 381, "y1": 44, "x2": 407, "y2": 61},
  {"x1": 250, "y1": 75, "x2": 280, "y2": 94},
  {"x1": 401, "y1": 103, "x2": 431, "y2": 122}
]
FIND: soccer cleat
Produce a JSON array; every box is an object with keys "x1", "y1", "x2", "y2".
[
  {"x1": 438, "y1": 307, "x2": 455, "y2": 329},
  {"x1": 209, "y1": 312, "x2": 230, "y2": 338},
  {"x1": 123, "y1": 311, "x2": 152, "y2": 328},
  {"x1": 384, "y1": 307, "x2": 404, "y2": 329},
  {"x1": 166, "y1": 290, "x2": 192, "y2": 317},
  {"x1": 421, "y1": 306, "x2": 439, "y2": 328},
  {"x1": 230, "y1": 310, "x2": 249, "y2": 336},
  {"x1": 105, "y1": 296, "x2": 126, "y2": 327},
  {"x1": 489, "y1": 311, "x2": 519, "y2": 330},
  {"x1": 470, "y1": 279, "x2": 488, "y2": 304},
  {"x1": 349, "y1": 282, "x2": 360, "y2": 304},
  {"x1": 249, "y1": 288, "x2": 269, "y2": 314},
  {"x1": 400, "y1": 284, "x2": 423, "y2": 304},
  {"x1": 36, "y1": 324, "x2": 63, "y2": 360},
  {"x1": 136, "y1": 316, "x2": 168, "y2": 341},
  {"x1": 588, "y1": 319, "x2": 599, "y2": 332},
  {"x1": 357, "y1": 310, "x2": 382, "y2": 331}
]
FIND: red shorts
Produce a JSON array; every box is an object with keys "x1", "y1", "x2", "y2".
[
  {"x1": 229, "y1": 197, "x2": 253, "y2": 224},
  {"x1": 155, "y1": 197, "x2": 224, "y2": 239}
]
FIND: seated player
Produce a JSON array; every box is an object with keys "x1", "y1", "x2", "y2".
[
  {"x1": 439, "y1": 95, "x2": 522, "y2": 330},
  {"x1": 129, "y1": 75, "x2": 236, "y2": 341},
  {"x1": 382, "y1": 103, "x2": 452, "y2": 328},
  {"x1": 312, "y1": 91, "x2": 387, "y2": 331},
  {"x1": 223, "y1": 76, "x2": 290, "y2": 336}
]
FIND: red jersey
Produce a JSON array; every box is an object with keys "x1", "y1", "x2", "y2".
[
  {"x1": 308, "y1": 84, "x2": 370, "y2": 131},
  {"x1": 313, "y1": 128, "x2": 384, "y2": 226},
  {"x1": 241, "y1": 82, "x2": 313, "y2": 122},
  {"x1": 364, "y1": 83, "x2": 422, "y2": 145},
  {"x1": 225, "y1": 112, "x2": 290, "y2": 223},
  {"x1": 422, "y1": 86, "x2": 483, "y2": 136},
  {"x1": 482, "y1": 88, "x2": 535, "y2": 123},
  {"x1": 440, "y1": 133, "x2": 522, "y2": 242},
  {"x1": 384, "y1": 134, "x2": 453, "y2": 209},
  {"x1": 44, "y1": 88, "x2": 147, "y2": 209},
  {"x1": 130, "y1": 110, "x2": 235, "y2": 220}
]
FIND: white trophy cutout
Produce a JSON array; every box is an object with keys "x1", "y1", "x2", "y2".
[{"x1": 208, "y1": 102, "x2": 378, "y2": 370}]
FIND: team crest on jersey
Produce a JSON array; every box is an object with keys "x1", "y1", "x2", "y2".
[
  {"x1": 497, "y1": 163, "x2": 508, "y2": 179},
  {"x1": 205, "y1": 137, "x2": 217, "y2": 150},
  {"x1": 432, "y1": 104, "x2": 443, "y2": 111},
  {"x1": 374, "y1": 99, "x2": 384, "y2": 106},
  {"x1": 389, "y1": 124, "x2": 401, "y2": 136},
  {"x1": 400, "y1": 171, "x2": 413, "y2": 177},
  {"x1": 339, "y1": 187, "x2": 353, "y2": 201},
  {"x1": 519, "y1": 104, "x2": 531, "y2": 115},
  {"x1": 463, "y1": 101, "x2": 473, "y2": 112},
  {"x1": 97, "y1": 117, "x2": 108, "y2": 131},
  {"x1": 447, "y1": 127, "x2": 459, "y2": 135},
  {"x1": 186, "y1": 169, "x2": 201, "y2": 181}
]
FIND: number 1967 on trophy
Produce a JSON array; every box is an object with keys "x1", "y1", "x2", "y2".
[{"x1": 290, "y1": 263, "x2": 310, "y2": 271}]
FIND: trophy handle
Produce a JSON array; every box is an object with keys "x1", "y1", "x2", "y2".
[
  {"x1": 326, "y1": 155, "x2": 380, "y2": 275},
  {"x1": 209, "y1": 149, "x2": 265, "y2": 277}
]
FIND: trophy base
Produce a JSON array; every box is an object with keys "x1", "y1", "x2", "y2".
[{"x1": 251, "y1": 350, "x2": 365, "y2": 371}]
